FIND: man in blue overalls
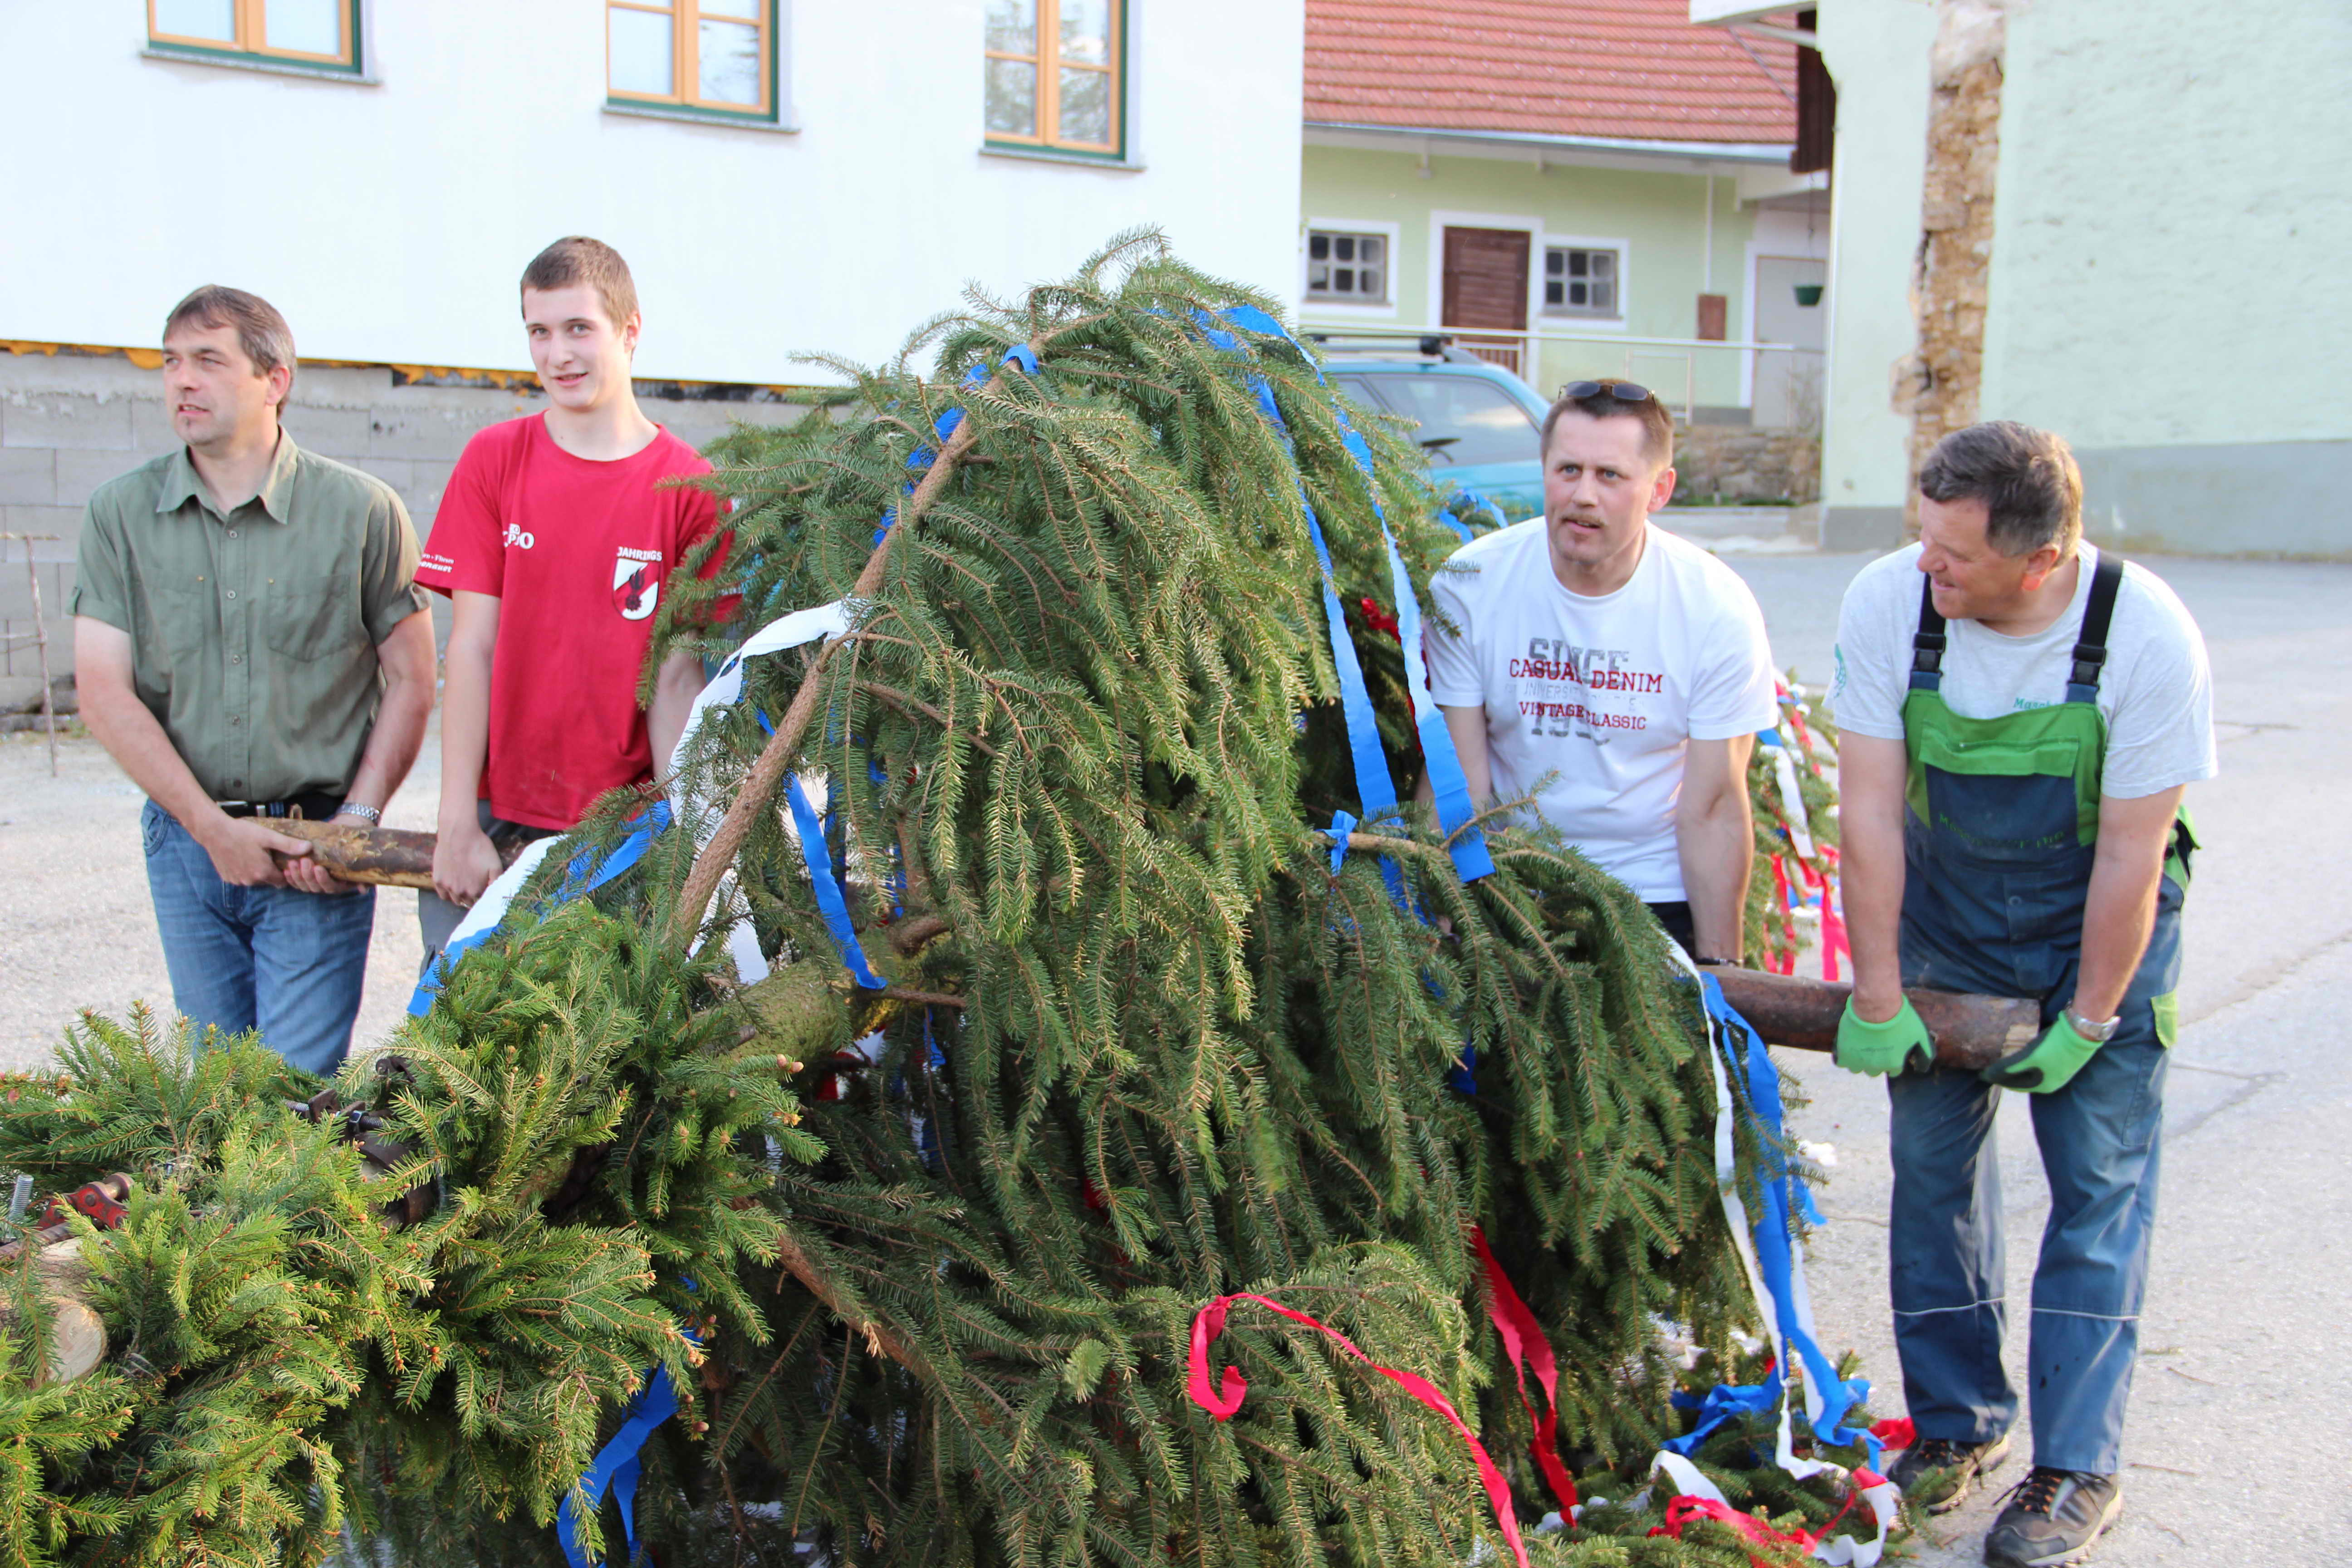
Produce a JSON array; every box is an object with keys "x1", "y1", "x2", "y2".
[{"x1": 1827, "y1": 423, "x2": 2215, "y2": 1568}]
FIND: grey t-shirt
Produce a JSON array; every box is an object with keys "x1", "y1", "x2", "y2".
[{"x1": 1828, "y1": 543, "x2": 2217, "y2": 800}]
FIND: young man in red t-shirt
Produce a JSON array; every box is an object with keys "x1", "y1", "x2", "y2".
[{"x1": 413, "y1": 236, "x2": 721, "y2": 958}]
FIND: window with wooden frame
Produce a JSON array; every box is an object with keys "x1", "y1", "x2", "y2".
[
  {"x1": 608, "y1": 0, "x2": 777, "y2": 122},
  {"x1": 148, "y1": 0, "x2": 362, "y2": 74},
  {"x1": 1305, "y1": 230, "x2": 1389, "y2": 305},
  {"x1": 985, "y1": 0, "x2": 1124, "y2": 157},
  {"x1": 1544, "y1": 246, "x2": 1621, "y2": 317}
]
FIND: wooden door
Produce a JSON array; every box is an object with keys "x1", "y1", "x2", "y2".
[{"x1": 1441, "y1": 226, "x2": 1530, "y2": 377}]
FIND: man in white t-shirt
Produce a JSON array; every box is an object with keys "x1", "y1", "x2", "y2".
[
  {"x1": 1425, "y1": 378, "x2": 1778, "y2": 960},
  {"x1": 1827, "y1": 421, "x2": 2215, "y2": 1568}
]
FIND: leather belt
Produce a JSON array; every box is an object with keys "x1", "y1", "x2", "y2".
[{"x1": 215, "y1": 791, "x2": 345, "y2": 822}]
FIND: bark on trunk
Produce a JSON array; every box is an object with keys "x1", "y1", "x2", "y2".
[{"x1": 1700, "y1": 962, "x2": 2040, "y2": 1071}]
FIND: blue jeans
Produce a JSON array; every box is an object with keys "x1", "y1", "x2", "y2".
[
  {"x1": 141, "y1": 800, "x2": 376, "y2": 1078},
  {"x1": 1886, "y1": 1027, "x2": 2168, "y2": 1475}
]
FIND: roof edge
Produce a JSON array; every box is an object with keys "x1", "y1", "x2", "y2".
[{"x1": 1303, "y1": 119, "x2": 1794, "y2": 167}]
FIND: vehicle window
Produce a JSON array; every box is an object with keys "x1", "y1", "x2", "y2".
[{"x1": 1345, "y1": 374, "x2": 1541, "y2": 468}]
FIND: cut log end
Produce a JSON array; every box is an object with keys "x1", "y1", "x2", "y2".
[{"x1": 0, "y1": 1239, "x2": 109, "y2": 1386}]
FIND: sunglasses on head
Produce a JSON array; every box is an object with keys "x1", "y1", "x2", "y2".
[{"x1": 1561, "y1": 379, "x2": 1654, "y2": 406}]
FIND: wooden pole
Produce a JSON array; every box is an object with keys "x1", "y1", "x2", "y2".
[
  {"x1": 665, "y1": 343, "x2": 1042, "y2": 952},
  {"x1": 268, "y1": 818, "x2": 522, "y2": 888},
  {"x1": 1699, "y1": 963, "x2": 2038, "y2": 1073},
  {"x1": 1, "y1": 534, "x2": 60, "y2": 775},
  {"x1": 25, "y1": 544, "x2": 54, "y2": 776}
]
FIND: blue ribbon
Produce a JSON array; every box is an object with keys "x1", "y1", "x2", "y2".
[
  {"x1": 1666, "y1": 975, "x2": 1881, "y2": 1467},
  {"x1": 1203, "y1": 307, "x2": 1494, "y2": 888},
  {"x1": 1325, "y1": 808, "x2": 1358, "y2": 875},
  {"x1": 409, "y1": 801, "x2": 675, "y2": 1016},
  {"x1": 1436, "y1": 484, "x2": 1509, "y2": 541},
  {"x1": 557, "y1": 1361, "x2": 683, "y2": 1568},
  {"x1": 876, "y1": 345, "x2": 1037, "y2": 544},
  {"x1": 786, "y1": 774, "x2": 888, "y2": 989},
  {"x1": 558, "y1": 1285, "x2": 705, "y2": 1568}
]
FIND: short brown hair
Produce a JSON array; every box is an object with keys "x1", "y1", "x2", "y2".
[
  {"x1": 519, "y1": 236, "x2": 639, "y2": 328},
  {"x1": 163, "y1": 285, "x2": 296, "y2": 408},
  {"x1": 1919, "y1": 421, "x2": 2083, "y2": 557},
  {"x1": 1540, "y1": 379, "x2": 1675, "y2": 468}
]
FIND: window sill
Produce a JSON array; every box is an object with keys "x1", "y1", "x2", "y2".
[
  {"x1": 980, "y1": 142, "x2": 1144, "y2": 172},
  {"x1": 142, "y1": 45, "x2": 376, "y2": 84},
  {"x1": 603, "y1": 101, "x2": 799, "y2": 134},
  {"x1": 1540, "y1": 315, "x2": 1628, "y2": 332}
]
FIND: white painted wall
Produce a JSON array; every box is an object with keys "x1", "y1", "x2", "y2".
[
  {"x1": 0, "y1": 1, "x2": 1303, "y2": 385},
  {"x1": 1814, "y1": 0, "x2": 1937, "y2": 519},
  {"x1": 1981, "y1": 0, "x2": 2352, "y2": 449}
]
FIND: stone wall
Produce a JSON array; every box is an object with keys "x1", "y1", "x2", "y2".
[
  {"x1": 1673, "y1": 425, "x2": 1823, "y2": 506},
  {"x1": 0, "y1": 346, "x2": 805, "y2": 701},
  {"x1": 1895, "y1": 0, "x2": 2007, "y2": 535}
]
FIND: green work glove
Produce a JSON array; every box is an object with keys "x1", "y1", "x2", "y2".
[
  {"x1": 1980, "y1": 1014, "x2": 2103, "y2": 1094},
  {"x1": 1835, "y1": 997, "x2": 1935, "y2": 1077}
]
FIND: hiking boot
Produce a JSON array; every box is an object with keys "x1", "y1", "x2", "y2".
[
  {"x1": 1983, "y1": 1468, "x2": 2123, "y2": 1568},
  {"x1": 1886, "y1": 1431, "x2": 2011, "y2": 1514}
]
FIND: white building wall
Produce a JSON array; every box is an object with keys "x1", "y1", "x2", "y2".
[
  {"x1": 0, "y1": 1, "x2": 1303, "y2": 383},
  {"x1": 1814, "y1": 0, "x2": 1937, "y2": 547}
]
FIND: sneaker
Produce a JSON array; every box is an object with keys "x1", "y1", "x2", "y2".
[
  {"x1": 1983, "y1": 1468, "x2": 2123, "y2": 1568},
  {"x1": 1886, "y1": 1431, "x2": 2012, "y2": 1514}
]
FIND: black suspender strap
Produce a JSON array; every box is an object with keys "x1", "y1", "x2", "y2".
[
  {"x1": 1909, "y1": 574, "x2": 1948, "y2": 691},
  {"x1": 2067, "y1": 553, "x2": 2126, "y2": 702}
]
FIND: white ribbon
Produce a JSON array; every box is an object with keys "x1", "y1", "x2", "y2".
[
  {"x1": 664, "y1": 598, "x2": 854, "y2": 985},
  {"x1": 1656, "y1": 941, "x2": 1894, "y2": 1565},
  {"x1": 1764, "y1": 737, "x2": 1819, "y2": 860},
  {"x1": 437, "y1": 834, "x2": 565, "y2": 953}
]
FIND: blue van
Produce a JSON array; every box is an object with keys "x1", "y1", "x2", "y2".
[{"x1": 1314, "y1": 338, "x2": 1552, "y2": 528}]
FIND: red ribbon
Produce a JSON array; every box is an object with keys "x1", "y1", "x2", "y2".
[
  {"x1": 1767, "y1": 855, "x2": 1795, "y2": 975},
  {"x1": 1813, "y1": 848, "x2": 1851, "y2": 984},
  {"x1": 1189, "y1": 1292, "x2": 1532, "y2": 1568},
  {"x1": 1471, "y1": 1227, "x2": 1578, "y2": 1514},
  {"x1": 1649, "y1": 1495, "x2": 1817, "y2": 1566},
  {"x1": 1868, "y1": 1416, "x2": 1914, "y2": 1450}
]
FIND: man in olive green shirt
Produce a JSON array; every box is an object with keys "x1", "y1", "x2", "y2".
[{"x1": 73, "y1": 286, "x2": 437, "y2": 1076}]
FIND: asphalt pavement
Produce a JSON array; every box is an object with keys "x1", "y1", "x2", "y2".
[
  {"x1": 1, "y1": 546, "x2": 2345, "y2": 1566},
  {"x1": 1716, "y1": 548, "x2": 2352, "y2": 1567}
]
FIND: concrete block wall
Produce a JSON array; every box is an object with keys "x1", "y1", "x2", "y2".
[{"x1": 0, "y1": 348, "x2": 807, "y2": 699}]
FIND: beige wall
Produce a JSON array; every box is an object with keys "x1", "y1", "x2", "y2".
[
  {"x1": 1815, "y1": 0, "x2": 2352, "y2": 552},
  {"x1": 1983, "y1": 0, "x2": 2351, "y2": 452}
]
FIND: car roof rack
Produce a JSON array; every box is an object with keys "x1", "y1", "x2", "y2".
[{"x1": 1302, "y1": 331, "x2": 1492, "y2": 367}]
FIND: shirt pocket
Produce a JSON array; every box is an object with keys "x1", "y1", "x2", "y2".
[
  {"x1": 133, "y1": 578, "x2": 216, "y2": 702},
  {"x1": 261, "y1": 570, "x2": 364, "y2": 662}
]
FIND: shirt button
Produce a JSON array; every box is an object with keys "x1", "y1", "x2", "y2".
[
  {"x1": 227, "y1": 529, "x2": 240, "y2": 540},
  {"x1": 230, "y1": 715, "x2": 242, "y2": 726},
  {"x1": 230, "y1": 654, "x2": 243, "y2": 665},
  {"x1": 225, "y1": 589, "x2": 238, "y2": 600}
]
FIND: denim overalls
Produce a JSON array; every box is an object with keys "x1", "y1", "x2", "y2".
[{"x1": 1887, "y1": 554, "x2": 2193, "y2": 1475}]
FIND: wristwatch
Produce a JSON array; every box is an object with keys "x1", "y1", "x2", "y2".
[
  {"x1": 333, "y1": 803, "x2": 383, "y2": 825},
  {"x1": 2063, "y1": 1005, "x2": 2122, "y2": 1043}
]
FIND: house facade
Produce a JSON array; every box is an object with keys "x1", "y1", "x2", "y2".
[
  {"x1": 1696, "y1": 0, "x2": 2352, "y2": 554},
  {"x1": 1298, "y1": 0, "x2": 1829, "y2": 435},
  {"x1": 0, "y1": 0, "x2": 1305, "y2": 691}
]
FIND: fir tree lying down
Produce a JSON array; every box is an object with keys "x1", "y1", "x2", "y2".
[{"x1": 0, "y1": 235, "x2": 1891, "y2": 1568}]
